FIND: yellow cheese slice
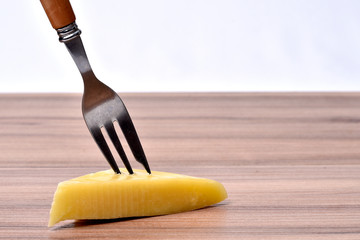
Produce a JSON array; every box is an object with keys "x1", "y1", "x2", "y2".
[{"x1": 49, "y1": 169, "x2": 227, "y2": 226}]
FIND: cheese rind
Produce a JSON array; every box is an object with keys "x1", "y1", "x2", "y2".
[{"x1": 48, "y1": 169, "x2": 227, "y2": 226}]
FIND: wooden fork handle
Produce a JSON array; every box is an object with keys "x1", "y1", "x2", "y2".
[{"x1": 40, "y1": 0, "x2": 76, "y2": 29}]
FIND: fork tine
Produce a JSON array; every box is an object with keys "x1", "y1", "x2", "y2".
[
  {"x1": 117, "y1": 116, "x2": 151, "y2": 174},
  {"x1": 90, "y1": 127, "x2": 121, "y2": 174},
  {"x1": 104, "y1": 121, "x2": 134, "y2": 174}
]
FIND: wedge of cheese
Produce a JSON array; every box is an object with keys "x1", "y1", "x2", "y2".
[{"x1": 49, "y1": 169, "x2": 227, "y2": 226}]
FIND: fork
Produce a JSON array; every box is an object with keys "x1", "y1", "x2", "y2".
[{"x1": 40, "y1": 0, "x2": 151, "y2": 174}]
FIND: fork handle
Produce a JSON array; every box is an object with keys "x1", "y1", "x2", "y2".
[{"x1": 40, "y1": 0, "x2": 75, "y2": 29}]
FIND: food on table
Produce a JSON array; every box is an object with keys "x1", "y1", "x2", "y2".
[{"x1": 48, "y1": 169, "x2": 227, "y2": 227}]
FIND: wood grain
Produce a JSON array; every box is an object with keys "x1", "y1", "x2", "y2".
[
  {"x1": 1, "y1": 92, "x2": 360, "y2": 239},
  {"x1": 40, "y1": 0, "x2": 76, "y2": 29}
]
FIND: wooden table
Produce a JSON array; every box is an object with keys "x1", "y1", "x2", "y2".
[{"x1": 1, "y1": 92, "x2": 360, "y2": 239}]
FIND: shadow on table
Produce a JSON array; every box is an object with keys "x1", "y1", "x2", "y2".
[
  {"x1": 51, "y1": 215, "x2": 153, "y2": 230},
  {"x1": 50, "y1": 204, "x2": 226, "y2": 231}
]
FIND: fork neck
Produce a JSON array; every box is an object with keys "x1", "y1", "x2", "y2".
[
  {"x1": 56, "y1": 22, "x2": 81, "y2": 43},
  {"x1": 57, "y1": 22, "x2": 95, "y2": 82}
]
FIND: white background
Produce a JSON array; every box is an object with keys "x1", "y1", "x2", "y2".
[{"x1": 1, "y1": 0, "x2": 360, "y2": 93}]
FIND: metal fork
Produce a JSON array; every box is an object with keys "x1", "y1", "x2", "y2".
[{"x1": 40, "y1": 0, "x2": 150, "y2": 174}]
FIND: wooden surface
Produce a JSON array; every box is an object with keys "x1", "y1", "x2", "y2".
[
  {"x1": 40, "y1": 0, "x2": 76, "y2": 29},
  {"x1": 1, "y1": 92, "x2": 360, "y2": 239}
]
